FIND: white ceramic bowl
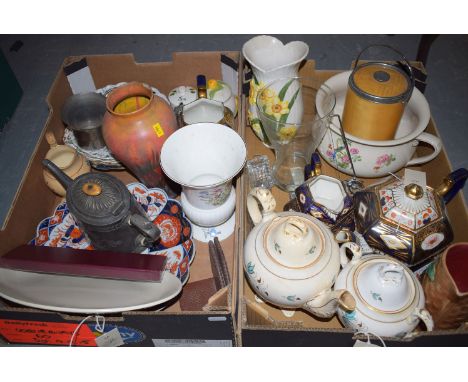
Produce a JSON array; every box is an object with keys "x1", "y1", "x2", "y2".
[{"x1": 316, "y1": 71, "x2": 441, "y2": 178}]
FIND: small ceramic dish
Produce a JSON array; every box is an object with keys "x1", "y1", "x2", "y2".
[
  {"x1": 30, "y1": 183, "x2": 195, "y2": 284},
  {"x1": 63, "y1": 82, "x2": 170, "y2": 171}
]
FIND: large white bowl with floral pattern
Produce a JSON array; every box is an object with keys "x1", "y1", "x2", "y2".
[{"x1": 316, "y1": 71, "x2": 441, "y2": 178}]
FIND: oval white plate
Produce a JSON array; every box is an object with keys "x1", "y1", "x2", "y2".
[{"x1": 0, "y1": 268, "x2": 182, "y2": 314}]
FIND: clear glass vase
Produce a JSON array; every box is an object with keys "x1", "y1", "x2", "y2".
[{"x1": 256, "y1": 77, "x2": 336, "y2": 192}]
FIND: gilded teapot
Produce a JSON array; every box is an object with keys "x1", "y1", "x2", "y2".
[
  {"x1": 243, "y1": 188, "x2": 356, "y2": 318},
  {"x1": 353, "y1": 169, "x2": 468, "y2": 267}
]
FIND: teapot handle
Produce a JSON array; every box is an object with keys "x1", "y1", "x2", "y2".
[
  {"x1": 339, "y1": 241, "x2": 362, "y2": 267},
  {"x1": 435, "y1": 168, "x2": 468, "y2": 205},
  {"x1": 45, "y1": 131, "x2": 58, "y2": 148},
  {"x1": 129, "y1": 214, "x2": 161, "y2": 244},
  {"x1": 406, "y1": 132, "x2": 442, "y2": 167},
  {"x1": 247, "y1": 187, "x2": 277, "y2": 225},
  {"x1": 412, "y1": 308, "x2": 434, "y2": 332}
]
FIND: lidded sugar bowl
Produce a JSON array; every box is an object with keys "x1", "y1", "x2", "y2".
[
  {"x1": 335, "y1": 243, "x2": 433, "y2": 337},
  {"x1": 353, "y1": 169, "x2": 468, "y2": 266},
  {"x1": 243, "y1": 188, "x2": 356, "y2": 318}
]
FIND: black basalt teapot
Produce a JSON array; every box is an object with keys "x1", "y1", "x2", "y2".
[{"x1": 43, "y1": 159, "x2": 160, "y2": 253}]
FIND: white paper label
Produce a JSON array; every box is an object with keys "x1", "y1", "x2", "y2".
[
  {"x1": 152, "y1": 338, "x2": 232, "y2": 347},
  {"x1": 353, "y1": 339, "x2": 381, "y2": 347},
  {"x1": 67, "y1": 66, "x2": 96, "y2": 95},
  {"x1": 95, "y1": 328, "x2": 124, "y2": 347},
  {"x1": 403, "y1": 169, "x2": 427, "y2": 189},
  {"x1": 207, "y1": 316, "x2": 227, "y2": 322}
]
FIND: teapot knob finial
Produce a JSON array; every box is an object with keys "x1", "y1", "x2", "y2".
[
  {"x1": 378, "y1": 264, "x2": 404, "y2": 286},
  {"x1": 283, "y1": 217, "x2": 308, "y2": 241},
  {"x1": 404, "y1": 183, "x2": 424, "y2": 200}
]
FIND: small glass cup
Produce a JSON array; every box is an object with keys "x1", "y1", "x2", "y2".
[
  {"x1": 246, "y1": 155, "x2": 274, "y2": 190},
  {"x1": 256, "y1": 77, "x2": 336, "y2": 192}
]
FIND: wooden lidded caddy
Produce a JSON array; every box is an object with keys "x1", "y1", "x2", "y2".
[
  {"x1": 237, "y1": 59, "x2": 468, "y2": 347},
  {"x1": 342, "y1": 45, "x2": 414, "y2": 141}
]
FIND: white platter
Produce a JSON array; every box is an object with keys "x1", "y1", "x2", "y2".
[{"x1": 0, "y1": 268, "x2": 182, "y2": 314}]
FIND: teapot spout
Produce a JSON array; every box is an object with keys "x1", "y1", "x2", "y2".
[
  {"x1": 42, "y1": 159, "x2": 73, "y2": 190},
  {"x1": 303, "y1": 289, "x2": 356, "y2": 318}
]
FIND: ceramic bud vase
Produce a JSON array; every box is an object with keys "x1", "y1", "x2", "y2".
[
  {"x1": 102, "y1": 82, "x2": 177, "y2": 190},
  {"x1": 242, "y1": 35, "x2": 309, "y2": 147}
]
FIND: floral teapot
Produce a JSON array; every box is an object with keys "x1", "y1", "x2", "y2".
[{"x1": 243, "y1": 188, "x2": 357, "y2": 318}]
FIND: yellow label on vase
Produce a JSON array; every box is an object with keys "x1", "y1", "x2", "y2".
[{"x1": 153, "y1": 123, "x2": 164, "y2": 137}]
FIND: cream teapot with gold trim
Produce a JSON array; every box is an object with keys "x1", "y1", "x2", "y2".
[{"x1": 243, "y1": 188, "x2": 356, "y2": 318}]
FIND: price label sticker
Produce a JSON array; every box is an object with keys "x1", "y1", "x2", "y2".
[
  {"x1": 153, "y1": 123, "x2": 165, "y2": 138},
  {"x1": 403, "y1": 169, "x2": 427, "y2": 189},
  {"x1": 95, "y1": 327, "x2": 124, "y2": 347}
]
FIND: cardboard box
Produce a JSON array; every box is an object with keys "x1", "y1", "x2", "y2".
[
  {"x1": 0, "y1": 52, "x2": 242, "y2": 347},
  {"x1": 236, "y1": 60, "x2": 468, "y2": 346}
]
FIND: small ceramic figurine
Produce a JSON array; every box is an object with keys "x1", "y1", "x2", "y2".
[
  {"x1": 335, "y1": 242, "x2": 434, "y2": 338},
  {"x1": 244, "y1": 187, "x2": 357, "y2": 318},
  {"x1": 353, "y1": 168, "x2": 468, "y2": 267}
]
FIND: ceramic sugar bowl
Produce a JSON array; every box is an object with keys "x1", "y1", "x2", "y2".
[
  {"x1": 243, "y1": 188, "x2": 356, "y2": 318},
  {"x1": 334, "y1": 243, "x2": 434, "y2": 338}
]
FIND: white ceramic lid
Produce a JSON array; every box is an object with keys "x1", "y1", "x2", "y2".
[
  {"x1": 355, "y1": 259, "x2": 416, "y2": 312},
  {"x1": 168, "y1": 86, "x2": 197, "y2": 108},
  {"x1": 256, "y1": 213, "x2": 336, "y2": 281},
  {"x1": 265, "y1": 216, "x2": 323, "y2": 268}
]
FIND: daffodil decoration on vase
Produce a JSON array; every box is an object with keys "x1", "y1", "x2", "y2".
[{"x1": 242, "y1": 35, "x2": 309, "y2": 147}]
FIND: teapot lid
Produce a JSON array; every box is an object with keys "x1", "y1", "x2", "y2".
[
  {"x1": 67, "y1": 173, "x2": 131, "y2": 227},
  {"x1": 378, "y1": 179, "x2": 441, "y2": 232},
  {"x1": 354, "y1": 258, "x2": 416, "y2": 312},
  {"x1": 258, "y1": 214, "x2": 333, "y2": 280}
]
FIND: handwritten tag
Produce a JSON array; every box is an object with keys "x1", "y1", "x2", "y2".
[
  {"x1": 0, "y1": 319, "x2": 96, "y2": 346},
  {"x1": 403, "y1": 169, "x2": 427, "y2": 189},
  {"x1": 95, "y1": 328, "x2": 124, "y2": 347}
]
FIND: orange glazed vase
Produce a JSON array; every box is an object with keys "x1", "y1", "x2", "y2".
[{"x1": 102, "y1": 82, "x2": 177, "y2": 189}]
